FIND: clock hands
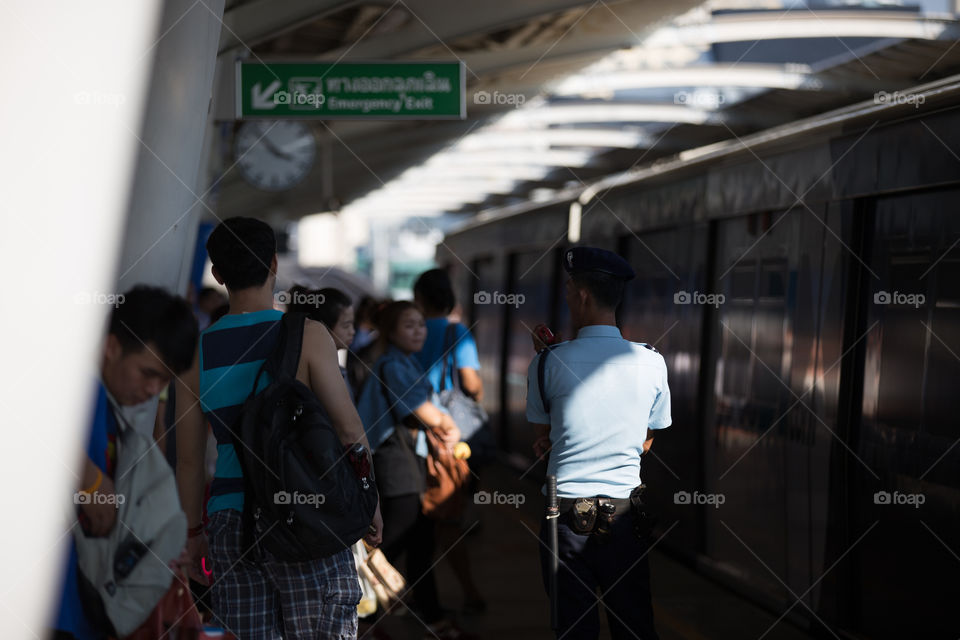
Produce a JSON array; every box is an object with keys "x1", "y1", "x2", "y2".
[
  {"x1": 260, "y1": 136, "x2": 294, "y2": 161},
  {"x1": 278, "y1": 138, "x2": 313, "y2": 154}
]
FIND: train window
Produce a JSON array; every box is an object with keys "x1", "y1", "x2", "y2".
[
  {"x1": 730, "y1": 265, "x2": 755, "y2": 301},
  {"x1": 620, "y1": 230, "x2": 690, "y2": 345},
  {"x1": 887, "y1": 255, "x2": 927, "y2": 292},
  {"x1": 760, "y1": 259, "x2": 787, "y2": 299},
  {"x1": 934, "y1": 259, "x2": 960, "y2": 306},
  {"x1": 925, "y1": 259, "x2": 960, "y2": 439},
  {"x1": 924, "y1": 311, "x2": 960, "y2": 439},
  {"x1": 875, "y1": 259, "x2": 927, "y2": 433},
  {"x1": 753, "y1": 259, "x2": 787, "y2": 413},
  {"x1": 744, "y1": 211, "x2": 778, "y2": 237},
  {"x1": 467, "y1": 257, "x2": 490, "y2": 325},
  {"x1": 869, "y1": 193, "x2": 960, "y2": 438},
  {"x1": 632, "y1": 274, "x2": 649, "y2": 300},
  {"x1": 469, "y1": 256, "x2": 505, "y2": 442},
  {"x1": 650, "y1": 275, "x2": 671, "y2": 303},
  {"x1": 505, "y1": 250, "x2": 557, "y2": 456},
  {"x1": 720, "y1": 310, "x2": 755, "y2": 403}
]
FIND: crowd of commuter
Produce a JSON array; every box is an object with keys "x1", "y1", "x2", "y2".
[
  {"x1": 53, "y1": 217, "x2": 488, "y2": 640},
  {"x1": 53, "y1": 215, "x2": 667, "y2": 640}
]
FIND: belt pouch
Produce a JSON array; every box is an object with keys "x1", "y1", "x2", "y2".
[
  {"x1": 629, "y1": 485, "x2": 656, "y2": 542},
  {"x1": 569, "y1": 498, "x2": 597, "y2": 534}
]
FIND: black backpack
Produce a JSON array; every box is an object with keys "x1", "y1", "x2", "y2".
[{"x1": 235, "y1": 312, "x2": 379, "y2": 561}]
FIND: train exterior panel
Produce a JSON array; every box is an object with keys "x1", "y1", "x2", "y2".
[{"x1": 439, "y1": 77, "x2": 960, "y2": 638}]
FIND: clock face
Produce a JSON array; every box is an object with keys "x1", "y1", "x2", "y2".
[{"x1": 234, "y1": 120, "x2": 316, "y2": 191}]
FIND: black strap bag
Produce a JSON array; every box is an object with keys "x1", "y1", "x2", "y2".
[
  {"x1": 436, "y1": 324, "x2": 489, "y2": 442},
  {"x1": 235, "y1": 312, "x2": 379, "y2": 561},
  {"x1": 537, "y1": 343, "x2": 560, "y2": 413}
]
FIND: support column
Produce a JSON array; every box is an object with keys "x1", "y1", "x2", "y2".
[
  {"x1": 117, "y1": 0, "x2": 226, "y2": 294},
  {"x1": 0, "y1": 2, "x2": 164, "y2": 635}
]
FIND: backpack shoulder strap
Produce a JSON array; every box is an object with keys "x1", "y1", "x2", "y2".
[
  {"x1": 377, "y1": 359, "x2": 400, "y2": 424},
  {"x1": 246, "y1": 313, "x2": 306, "y2": 399},
  {"x1": 266, "y1": 313, "x2": 306, "y2": 377},
  {"x1": 537, "y1": 345, "x2": 559, "y2": 414}
]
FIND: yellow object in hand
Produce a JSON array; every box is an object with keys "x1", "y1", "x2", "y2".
[
  {"x1": 357, "y1": 596, "x2": 377, "y2": 617},
  {"x1": 454, "y1": 441, "x2": 471, "y2": 460}
]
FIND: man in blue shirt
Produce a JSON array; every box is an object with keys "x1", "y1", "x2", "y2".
[
  {"x1": 53, "y1": 287, "x2": 197, "y2": 639},
  {"x1": 527, "y1": 247, "x2": 671, "y2": 640},
  {"x1": 413, "y1": 268, "x2": 483, "y2": 401}
]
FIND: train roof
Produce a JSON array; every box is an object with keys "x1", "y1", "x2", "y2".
[{"x1": 446, "y1": 72, "x2": 960, "y2": 241}]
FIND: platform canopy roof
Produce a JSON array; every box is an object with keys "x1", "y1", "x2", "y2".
[{"x1": 211, "y1": 1, "x2": 960, "y2": 223}]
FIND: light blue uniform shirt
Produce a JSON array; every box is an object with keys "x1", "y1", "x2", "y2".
[{"x1": 526, "y1": 325, "x2": 671, "y2": 499}]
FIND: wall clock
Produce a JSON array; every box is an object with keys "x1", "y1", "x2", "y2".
[{"x1": 234, "y1": 120, "x2": 316, "y2": 191}]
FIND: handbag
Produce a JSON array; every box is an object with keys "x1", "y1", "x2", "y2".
[
  {"x1": 351, "y1": 541, "x2": 379, "y2": 617},
  {"x1": 375, "y1": 359, "x2": 469, "y2": 519},
  {"x1": 354, "y1": 542, "x2": 407, "y2": 613},
  {"x1": 420, "y1": 425, "x2": 470, "y2": 520},
  {"x1": 373, "y1": 361, "x2": 427, "y2": 499},
  {"x1": 436, "y1": 324, "x2": 489, "y2": 442}
]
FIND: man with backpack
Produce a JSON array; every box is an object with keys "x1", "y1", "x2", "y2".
[
  {"x1": 176, "y1": 216, "x2": 383, "y2": 640},
  {"x1": 53, "y1": 286, "x2": 198, "y2": 639}
]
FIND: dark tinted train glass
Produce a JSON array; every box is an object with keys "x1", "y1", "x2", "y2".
[
  {"x1": 619, "y1": 224, "x2": 710, "y2": 555},
  {"x1": 504, "y1": 250, "x2": 556, "y2": 459},
  {"x1": 926, "y1": 259, "x2": 960, "y2": 439},
  {"x1": 855, "y1": 189, "x2": 960, "y2": 637},
  {"x1": 708, "y1": 207, "x2": 837, "y2": 604},
  {"x1": 468, "y1": 256, "x2": 507, "y2": 446}
]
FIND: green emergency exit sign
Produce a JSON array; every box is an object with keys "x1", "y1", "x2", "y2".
[{"x1": 236, "y1": 61, "x2": 465, "y2": 119}]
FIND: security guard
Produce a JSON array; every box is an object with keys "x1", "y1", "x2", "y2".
[{"x1": 527, "y1": 247, "x2": 671, "y2": 640}]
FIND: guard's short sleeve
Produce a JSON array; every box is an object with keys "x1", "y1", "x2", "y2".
[
  {"x1": 454, "y1": 323, "x2": 481, "y2": 370},
  {"x1": 526, "y1": 352, "x2": 550, "y2": 424},
  {"x1": 648, "y1": 358, "x2": 672, "y2": 430},
  {"x1": 382, "y1": 358, "x2": 431, "y2": 421}
]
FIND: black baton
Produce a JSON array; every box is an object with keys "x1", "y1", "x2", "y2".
[{"x1": 546, "y1": 474, "x2": 559, "y2": 630}]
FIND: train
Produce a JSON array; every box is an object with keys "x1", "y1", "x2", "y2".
[{"x1": 437, "y1": 74, "x2": 960, "y2": 638}]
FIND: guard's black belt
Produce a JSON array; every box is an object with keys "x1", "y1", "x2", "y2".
[{"x1": 558, "y1": 496, "x2": 632, "y2": 515}]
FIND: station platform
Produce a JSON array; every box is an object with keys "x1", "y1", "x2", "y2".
[{"x1": 360, "y1": 464, "x2": 815, "y2": 640}]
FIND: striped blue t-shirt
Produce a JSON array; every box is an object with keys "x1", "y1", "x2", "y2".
[{"x1": 199, "y1": 309, "x2": 283, "y2": 514}]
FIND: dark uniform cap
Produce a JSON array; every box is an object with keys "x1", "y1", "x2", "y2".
[{"x1": 563, "y1": 247, "x2": 635, "y2": 280}]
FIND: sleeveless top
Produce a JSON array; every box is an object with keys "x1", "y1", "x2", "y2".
[{"x1": 199, "y1": 309, "x2": 283, "y2": 513}]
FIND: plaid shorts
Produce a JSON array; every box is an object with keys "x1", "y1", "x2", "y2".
[{"x1": 207, "y1": 509, "x2": 361, "y2": 639}]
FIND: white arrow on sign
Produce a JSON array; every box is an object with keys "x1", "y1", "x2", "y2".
[{"x1": 252, "y1": 80, "x2": 281, "y2": 110}]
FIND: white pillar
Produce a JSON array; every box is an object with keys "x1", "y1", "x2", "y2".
[
  {"x1": 116, "y1": 0, "x2": 226, "y2": 294},
  {"x1": 0, "y1": 2, "x2": 163, "y2": 636},
  {"x1": 371, "y1": 215, "x2": 393, "y2": 293}
]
